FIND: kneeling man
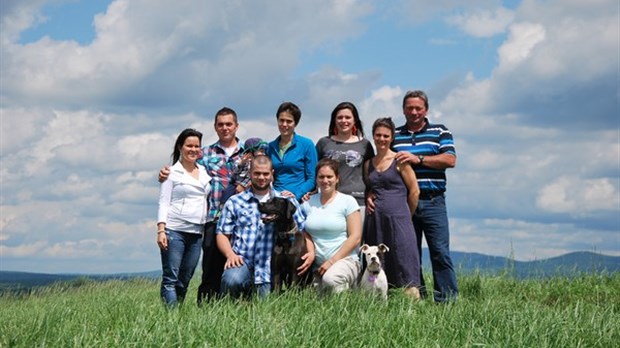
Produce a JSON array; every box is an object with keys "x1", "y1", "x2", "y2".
[{"x1": 216, "y1": 155, "x2": 308, "y2": 298}]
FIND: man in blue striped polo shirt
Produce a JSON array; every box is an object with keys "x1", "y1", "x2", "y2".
[{"x1": 392, "y1": 90, "x2": 458, "y2": 302}]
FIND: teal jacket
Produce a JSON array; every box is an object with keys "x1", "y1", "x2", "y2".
[{"x1": 268, "y1": 133, "x2": 317, "y2": 201}]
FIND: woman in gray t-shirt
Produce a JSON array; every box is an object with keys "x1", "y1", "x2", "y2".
[{"x1": 315, "y1": 102, "x2": 374, "y2": 210}]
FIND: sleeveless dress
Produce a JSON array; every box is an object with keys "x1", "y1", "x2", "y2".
[{"x1": 363, "y1": 159, "x2": 420, "y2": 288}]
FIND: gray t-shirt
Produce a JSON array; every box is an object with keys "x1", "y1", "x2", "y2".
[{"x1": 315, "y1": 136, "x2": 375, "y2": 205}]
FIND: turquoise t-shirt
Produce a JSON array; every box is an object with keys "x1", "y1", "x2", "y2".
[{"x1": 302, "y1": 192, "x2": 360, "y2": 265}]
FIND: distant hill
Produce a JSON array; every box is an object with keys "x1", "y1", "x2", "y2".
[
  {"x1": 429, "y1": 250, "x2": 620, "y2": 278},
  {"x1": 0, "y1": 270, "x2": 161, "y2": 294},
  {"x1": 1, "y1": 251, "x2": 618, "y2": 293}
]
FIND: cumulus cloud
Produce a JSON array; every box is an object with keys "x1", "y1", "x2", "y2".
[
  {"x1": 1, "y1": 0, "x2": 373, "y2": 109},
  {"x1": 447, "y1": 7, "x2": 515, "y2": 37},
  {"x1": 1, "y1": 0, "x2": 618, "y2": 273},
  {"x1": 537, "y1": 176, "x2": 620, "y2": 215},
  {"x1": 497, "y1": 22, "x2": 545, "y2": 70},
  {"x1": 394, "y1": 0, "x2": 500, "y2": 25}
]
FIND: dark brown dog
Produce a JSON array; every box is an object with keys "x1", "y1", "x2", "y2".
[{"x1": 258, "y1": 197, "x2": 311, "y2": 293}]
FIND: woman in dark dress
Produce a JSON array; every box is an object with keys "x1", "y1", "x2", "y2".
[{"x1": 363, "y1": 117, "x2": 421, "y2": 299}]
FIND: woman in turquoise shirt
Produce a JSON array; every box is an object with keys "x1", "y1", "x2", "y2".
[{"x1": 267, "y1": 101, "x2": 318, "y2": 201}]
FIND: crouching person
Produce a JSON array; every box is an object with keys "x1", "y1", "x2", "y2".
[
  {"x1": 302, "y1": 158, "x2": 362, "y2": 294},
  {"x1": 216, "y1": 155, "x2": 308, "y2": 298}
]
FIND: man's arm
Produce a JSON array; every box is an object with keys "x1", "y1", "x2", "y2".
[
  {"x1": 394, "y1": 152, "x2": 456, "y2": 169},
  {"x1": 216, "y1": 199, "x2": 244, "y2": 269}
]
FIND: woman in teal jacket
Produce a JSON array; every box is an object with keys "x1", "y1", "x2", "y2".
[{"x1": 268, "y1": 101, "x2": 318, "y2": 201}]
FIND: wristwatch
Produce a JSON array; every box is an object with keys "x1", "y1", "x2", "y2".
[{"x1": 418, "y1": 155, "x2": 425, "y2": 165}]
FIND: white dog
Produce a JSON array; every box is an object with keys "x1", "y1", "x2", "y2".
[{"x1": 359, "y1": 243, "x2": 389, "y2": 300}]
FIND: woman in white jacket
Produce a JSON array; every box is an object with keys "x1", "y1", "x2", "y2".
[{"x1": 157, "y1": 128, "x2": 211, "y2": 307}]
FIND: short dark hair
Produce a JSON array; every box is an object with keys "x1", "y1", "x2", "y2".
[
  {"x1": 372, "y1": 117, "x2": 396, "y2": 138},
  {"x1": 172, "y1": 128, "x2": 202, "y2": 164},
  {"x1": 276, "y1": 102, "x2": 302, "y2": 125},
  {"x1": 214, "y1": 107, "x2": 238, "y2": 125},
  {"x1": 402, "y1": 90, "x2": 429, "y2": 110},
  {"x1": 250, "y1": 154, "x2": 273, "y2": 171},
  {"x1": 328, "y1": 101, "x2": 365, "y2": 137}
]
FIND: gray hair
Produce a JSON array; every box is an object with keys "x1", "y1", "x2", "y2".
[{"x1": 402, "y1": 90, "x2": 429, "y2": 110}]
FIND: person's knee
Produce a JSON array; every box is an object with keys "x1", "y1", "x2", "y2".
[
  {"x1": 321, "y1": 272, "x2": 349, "y2": 293},
  {"x1": 221, "y1": 268, "x2": 251, "y2": 295},
  {"x1": 222, "y1": 270, "x2": 244, "y2": 287}
]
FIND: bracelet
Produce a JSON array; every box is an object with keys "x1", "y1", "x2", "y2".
[
  {"x1": 157, "y1": 230, "x2": 166, "y2": 234},
  {"x1": 327, "y1": 259, "x2": 334, "y2": 265}
]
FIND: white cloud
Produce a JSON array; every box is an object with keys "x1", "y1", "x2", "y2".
[
  {"x1": 1, "y1": 0, "x2": 618, "y2": 273},
  {"x1": 359, "y1": 85, "x2": 405, "y2": 126},
  {"x1": 537, "y1": 176, "x2": 620, "y2": 215},
  {"x1": 0, "y1": 240, "x2": 48, "y2": 257},
  {"x1": 394, "y1": 0, "x2": 500, "y2": 25},
  {"x1": 0, "y1": 0, "x2": 47, "y2": 45},
  {"x1": 448, "y1": 7, "x2": 515, "y2": 37},
  {"x1": 497, "y1": 22, "x2": 546, "y2": 70},
  {"x1": 1, "y1": 0, "x2": 374, "y2": 108}
]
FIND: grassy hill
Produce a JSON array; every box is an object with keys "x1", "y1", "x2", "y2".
[{"x1": 0, "y1": 273, "x2": 618, "y2": 347}]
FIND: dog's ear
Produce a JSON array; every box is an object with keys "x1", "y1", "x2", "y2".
[
  {"x1": 378, "y1": 243, "x2": 390, "y2": 253},
  {"x1": 284, "y1": 200, "x2": 297, "y2": 220},
  {"x1": 360, "y1": 244, "x2": 369, "y2": 252}
]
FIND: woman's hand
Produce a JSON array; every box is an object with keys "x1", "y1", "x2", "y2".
[
  {"x1": 157, "y1": 232, "x2": 168, "y2": 251},
  {"x1": 297, "y1": 251, "x2": 315, "y2": 276},
  {"x1": 280, "y1": 190, "x2": 296, "y2": 199},
  {"x1": 317, "y1": 259, "x2": 335, "y2": 276}
]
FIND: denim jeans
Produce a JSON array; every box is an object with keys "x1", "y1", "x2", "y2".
[
  {"x1": 413, "y1": 195, "x2": 458, "y2": 302},
  {"x1": 220, "y1": 263, "x2": 270, "y2": 299},
  {"x1": 160, "y1": 229, "x2": 203, "y2": 307}
]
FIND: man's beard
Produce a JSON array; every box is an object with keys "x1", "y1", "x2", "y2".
[{"x1": 252, "y1": 182, "x2": 270, "y2": 191}]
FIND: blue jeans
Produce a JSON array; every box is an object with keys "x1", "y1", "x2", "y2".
[
  {"x1": 160, "y1": 229, "x2": 203, "y2": 307},
  {"x1": 221, "y1": 263, "x2": 270, "y2": 299},
  {"x1": 413, "y1": 195, "x2": 458, "y2": 302}
]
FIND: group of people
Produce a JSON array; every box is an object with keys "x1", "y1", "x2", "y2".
[{"x1": 155, "y1": 90, "x2": 459, "y2": 307}]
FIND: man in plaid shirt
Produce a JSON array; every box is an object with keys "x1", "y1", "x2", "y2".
[
  {"x1": 216, "y1": 155, "x2": 308, "y2": 298},
  {"x1": 196, "y1": 107, "x2": 244, "y2": 303}
]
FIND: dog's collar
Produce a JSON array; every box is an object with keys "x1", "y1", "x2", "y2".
[
  {"x1": 367, "y1": 270, "x2": 381, "y2": 283},
  {"x1": 278, "y1": 226, "x2": 298, "y2": 240}
]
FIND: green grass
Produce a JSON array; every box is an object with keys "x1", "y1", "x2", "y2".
[{"x1": 1, "y1": 273, "x2": 618, "y2": 347}]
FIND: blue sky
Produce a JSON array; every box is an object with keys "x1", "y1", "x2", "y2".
[{"x1": 1, "y1": 0, "x2": 618, "y2": 274}]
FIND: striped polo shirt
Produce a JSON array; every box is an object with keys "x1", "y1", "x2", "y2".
[{"x1": 393, "y1": 119, "x2": 456, "y2": 194}]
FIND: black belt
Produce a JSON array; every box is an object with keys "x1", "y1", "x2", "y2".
[{"x1": 419, "y1": 191, "x2": 444, "y2": 200}]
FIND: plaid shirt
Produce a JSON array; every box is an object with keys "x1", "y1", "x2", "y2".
[
  {"x1": 197, "y1": 140, "x2": 243, "y2": 220},
  {"x1": 216, "y1": 189, "x2": 305, "y2": 285}
]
